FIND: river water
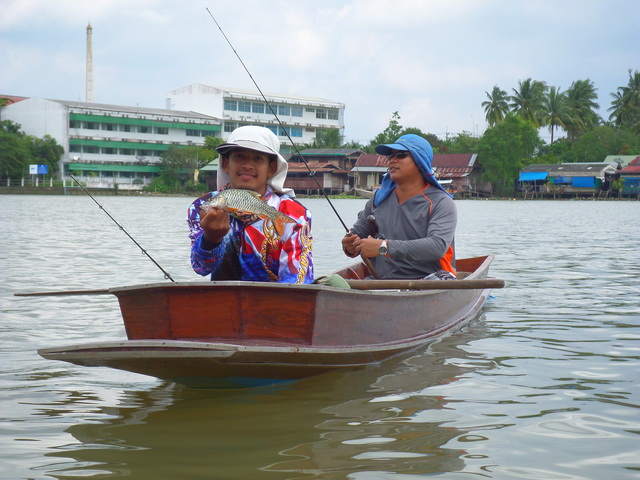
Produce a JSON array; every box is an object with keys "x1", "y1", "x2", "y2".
[{"x1": 1, "y1": 195, "x2": 638, "y2": 479}]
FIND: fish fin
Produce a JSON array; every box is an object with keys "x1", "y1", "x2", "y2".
[
  {"x1": 272, "y1": 212, "x2": 297, "y2": 236},
  {"x1": 272, "y1": 216, "x2": 285, "y2": 236}
]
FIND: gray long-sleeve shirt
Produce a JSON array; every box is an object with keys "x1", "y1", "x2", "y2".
[{"x1": 350, "y1": 185, "x2": 457, "y2": 279}]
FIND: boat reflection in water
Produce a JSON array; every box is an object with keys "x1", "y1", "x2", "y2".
[{"x1": 42, "y1": 316, "x2": 492, "y2": 478}]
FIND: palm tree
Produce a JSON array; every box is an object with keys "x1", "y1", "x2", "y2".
[
  {"x1": 608, "y1": 69, "x2": 640, "y2": 132},
  {"x1": 541, "y1": 86, "x2": 572, "y2": 143},
  {"x1": 565, "y1": 79, "x2": 600, "y2": 141},
  {"x1": 509, "y1": 78, "x2": 548, "y2": 127},
  {"x1": 482, "y1": 85, "x2": 509, "y2": 126},
  {"x1": 308, "y1": 128, "x2": 344, "y2": 149}
]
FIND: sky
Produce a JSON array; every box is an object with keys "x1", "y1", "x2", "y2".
[{"x1": 1, "y1": 0, "x2": 638, "y2": 144}]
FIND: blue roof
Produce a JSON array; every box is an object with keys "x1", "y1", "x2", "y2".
[{"x1": 518, "y1": 171, "x2": 548, "y2": 181}]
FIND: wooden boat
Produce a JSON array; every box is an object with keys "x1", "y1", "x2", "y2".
[
  {"x1": 37, "y1": 255, "x2": 502, "y2": 388},
  {"x1": 353, "y1": 187, "x2": 374, "y2": 199}
]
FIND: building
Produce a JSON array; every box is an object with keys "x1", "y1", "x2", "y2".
[
  {"x1": 350, "y1": 153, "x2": 387, "y2": 192},
  {"x1": 518, "y1": 163, "x2": 618, "y2": 198},
  {"x1": 431, "y1": 154, "x2": 483, "y2": 196},
  {"x1": 604, "y1": 155, "x2": 639, "y2": 168},
  {"x1": 1, "y1": 97, "x2": 221, "y2": 188},
  {"x1": 618, "y1": 156, "x2": 640, "y2": 196},
  {"x1": 287, "y1": 149, "x2": 362, "y2": 194},
  {"x1": 166, "y1": 84, "x2": 345, "y2": 153}
]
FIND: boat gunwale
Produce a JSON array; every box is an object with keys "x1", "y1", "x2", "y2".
[{"x1": 108, "y1": 255, "x2": 495, "y2": 297}]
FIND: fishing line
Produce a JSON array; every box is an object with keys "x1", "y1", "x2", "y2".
[
  {"x1": 205, "y1": 7, "x2": 350, "y2": 233},
  {"x1": 70, "y1": 175, "x2": 176, "y2": 282}
]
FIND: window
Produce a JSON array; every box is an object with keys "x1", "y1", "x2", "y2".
[
  {"x1": 69, "y1": 120, "x2": 80, "y2": 128},
  {"x1": 224, "y1": 99, "x2": 237, "y2": 111},
  {"x1": 278, "y1": 105, "x2": 290, "y2": 116},
  {"x1": 186, "y1": 129, "x2": 199, "y2": 136},
  {"x1": 328, "y1": 109, "x2": 339, "y2": 120},
  {"x1": 266, "y1": 125, "x2": 277, "y2": 135},
  {"x1": 103, "y1": 123, "x2": 116, "y2": 131},
  {"x1": 291, "y1": 106, "x2": 303, "y2": 117},
  {"x1": 252, "y1": 102, "x2": 265, "y2": 114},
  {"x1": 224, "y1": 121, "x2": 237, "y2": 133},
  {"x1": 85, "y1": 122, "x2": 99, "y2": 130},
  {"x1": 138, "y1": 125, "x2": 150, "y2": 134},
  {"x1": 290, "y1": 127, "x2": 302, "y2": 137},
  {"x1": 238, "y1": 101, "x2": 251, "y2": 112},
  {"x1": 120, "y1": 124, "x2": 131, "y2": 132},
  {"x1": 155, "y1": 127, "x2": 168, "y2": 135},
  {"x1": 316, "y1": 109, "x2": 327, "y2": 119}
]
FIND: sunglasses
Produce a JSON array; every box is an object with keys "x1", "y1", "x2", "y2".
[{"x1": 387, "y1": 151, "x2": 411, "y2": 160}]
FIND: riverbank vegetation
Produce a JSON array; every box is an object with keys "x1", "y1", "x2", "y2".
[{"x1": 1, "y1": 70, "x2": 638, "y2": 196}]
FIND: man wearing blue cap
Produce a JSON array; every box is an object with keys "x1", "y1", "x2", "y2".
[{"x1": 341, "y1": 134, "x2": 457, "y2": 279}]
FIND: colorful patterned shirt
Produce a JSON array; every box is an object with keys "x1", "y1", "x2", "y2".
[{"x1": 187, "y1": 187, "x2": 313, "y2": 284}]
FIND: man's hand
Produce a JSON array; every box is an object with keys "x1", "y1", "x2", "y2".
[
  {"x1": 200, "y1": 207, "x2": 231, "y2": 249},
  {"x1": 342, "y1": 233, "x2": 385, "y2": 259},
  {"x1": 341, "y1": 232, "x2": 359, "y2": 258},
  {"x1": 357, "y1": 236, "x2": 386, "y2": 258}
]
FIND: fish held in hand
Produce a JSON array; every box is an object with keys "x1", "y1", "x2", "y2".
[{"x1": 202, "y1": 189, "x2": 297, "y2": 235}]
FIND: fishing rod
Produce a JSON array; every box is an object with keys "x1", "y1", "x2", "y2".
[
  {"x1": 70, "y1": 175, "x2": 176, "y2": 282},
  {"x1": 205, "y1": 8, "x2": 350, "y2": 233}
]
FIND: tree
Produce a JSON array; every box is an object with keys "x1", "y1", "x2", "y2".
[
  {"x1": 28, "y1": 135, "x2": 64, "y2": 175},
  {"x1": 541, "y1": 86, "x2": 573, "y2": 143},
  {"x1": 477, "y1": 114, "x2": 543, "y2": 195},
  {"x1": 0, "y1": 120, "x2": 29, "y2": 177},
  {"x1": 608, "y1": 69, "x2": 640, "y2": 133},
  {"x1": 0, "y1": 97, "x2": 15, "y2": 108},
  {"x1": 535, "y1": 138, "x2": 574, "y2": 164},
  {"x1": 570, "y1": 125, "x2": 640, "y2": 162},
  {"x1": 204, "y1": 135, "x2": 224, "y2": 154},
  {"x1": 443, "y1": 131, "x2": 481, "y2": 154},
  {"x1": 0, "y1": 134, "x2": 30, "y2": 178},
  {"x1": 308, "y1": 128, "x2": 344, "y2": 148},
  {"x1": 509, "y1": 78, "x2": 548, "y2": 127},
  {"x1": 156, "y1": 144, "x2": 215, "y2": 191},
  {"x1": 482, "y1": 85, "x2": 509, "y2": 126},
  {"x1": 565, "y1": 79, "x2": 600, "y2": 140},
  {"x1": 367, "y1": 112, "x2": 403, "y2": 151},
  {"x1": 342, "y1": 140, "x2": 365, "y2": 150}
]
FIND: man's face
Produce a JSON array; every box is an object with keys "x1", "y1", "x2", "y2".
[
  {"x1": 387, "y1": 150, "x2": 421, "y2": 184},
  {"x1": 222, "y1": 147, "x2": 276, "y2": 194}
]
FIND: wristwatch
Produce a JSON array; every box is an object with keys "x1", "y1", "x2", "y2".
[{"x1": 378, "y1": 240, "x2": 388, "y2": 256}]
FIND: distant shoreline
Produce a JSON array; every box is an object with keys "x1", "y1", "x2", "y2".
[{"x1": 1, "y1": 186, "x2": 637, "y2": 201}]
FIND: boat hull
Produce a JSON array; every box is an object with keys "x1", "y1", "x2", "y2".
[{"x1": 38, "y1": 256, "x2": 496, "y2": 387}]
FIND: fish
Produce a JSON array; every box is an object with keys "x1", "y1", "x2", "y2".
[{"x1": 201, "y1": 189, "x2": 297, "y2": 235}]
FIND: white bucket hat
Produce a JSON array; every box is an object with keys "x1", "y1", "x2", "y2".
[{"x1": 216, "y1": 126, "x2": 295, "y2": 197}]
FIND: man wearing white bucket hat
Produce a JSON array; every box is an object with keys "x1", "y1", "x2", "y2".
[{"x1": 187, "y1": 126, "x2": 313, "y2": 283}]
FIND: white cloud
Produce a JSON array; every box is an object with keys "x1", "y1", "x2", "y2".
[{"x1": 1, "y1": 0, "x2": 637, "y2": 143}]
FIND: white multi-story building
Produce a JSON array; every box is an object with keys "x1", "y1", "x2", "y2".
[
  {"x1": 166, "y1": 84, "x2": 345, "y2": 153},
  {"x1": 1, "y1": 97, "x2": 221, "y2": 187}
]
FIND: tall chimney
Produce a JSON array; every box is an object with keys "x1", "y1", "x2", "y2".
[{"x1": 86, "y1": 22, "x2": 93, "y2": 103}]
